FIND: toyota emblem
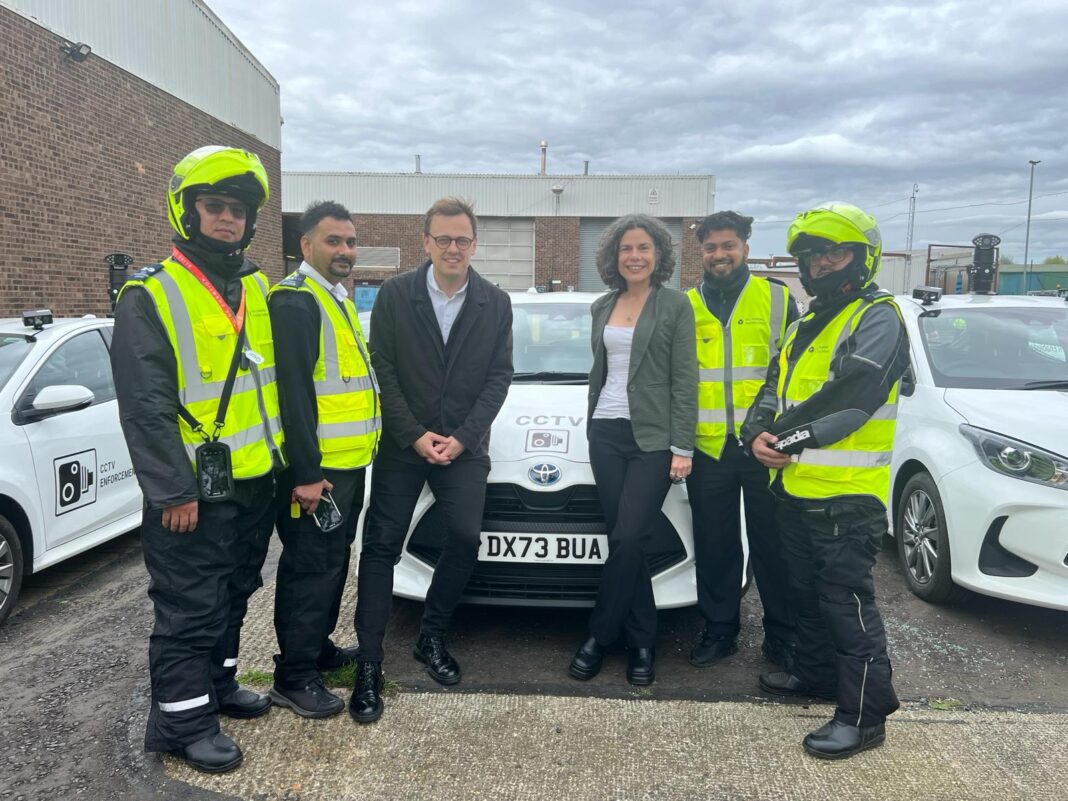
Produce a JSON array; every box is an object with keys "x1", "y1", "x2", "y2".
[{"x1": 528, "y1": 463, "x2": 562, "y2": 486}]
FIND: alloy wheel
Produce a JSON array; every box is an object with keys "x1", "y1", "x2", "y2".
[{"x1": 901, "y1": 489, "x2": 939, "y2": 585}]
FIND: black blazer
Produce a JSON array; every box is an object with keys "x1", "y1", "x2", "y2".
[
  {"x1": 587, "y1": 284, "x2": 697, "y2": 454},
  {"x1": 369, "y1": 262, "x2": 513, "y2": 462}
]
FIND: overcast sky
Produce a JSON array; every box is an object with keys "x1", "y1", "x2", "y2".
[{"x1": 209, "y1": 0, "x2": 1068, "y2": 262}]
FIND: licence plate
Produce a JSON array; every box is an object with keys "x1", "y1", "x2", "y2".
[{"x1": 478, "y1": 533, "x2": 608, "y2": 564}]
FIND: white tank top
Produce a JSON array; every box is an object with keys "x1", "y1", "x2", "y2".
[{"x1": 593, "y1": 325, "x2": 634, "y2": 420}]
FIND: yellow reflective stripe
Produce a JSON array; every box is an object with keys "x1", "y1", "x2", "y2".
[
  {"x1": 698, "y1": 408, "x2": 728, "y2": 423},
  {"x1": 317, "y1": 375, "x2": 374, "y2": 394},
  {"x1": 320, "y1": 417, "x2": 382, "y2": 438},
  {"x1": 797, "y1": 449, "x2": 892, "y2": 468}
]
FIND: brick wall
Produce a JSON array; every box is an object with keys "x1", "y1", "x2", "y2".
[
  {"x1": 534, "y1": 217, "x2": 580, "y2": 290},
  {"x1": 0, "y1": 8, "x2": 283, "y2": 318},
  {"x1": 679, "y1": 217, "x2": 703, "y2": 290}
]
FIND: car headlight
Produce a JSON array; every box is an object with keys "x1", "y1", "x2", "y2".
[{"x1": 959, "y1": 424, "x2": 1068, "y2": 490}]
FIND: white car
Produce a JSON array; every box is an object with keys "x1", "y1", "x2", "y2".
[
  {"x1": 890, "y1": 291, "x2": 1068, "y2": 611},
  {"x1": 387, "y1": 290, "x2": 730, "y2": 609},
  {"x1": 0, "y1": 313, "x2": 142, "y2": 624}
]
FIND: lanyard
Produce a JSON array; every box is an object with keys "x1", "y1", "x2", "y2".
[{"x1": 171, "y1": 247, "x2": 246, "y2": 332}]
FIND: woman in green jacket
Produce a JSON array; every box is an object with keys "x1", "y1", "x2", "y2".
[{"x1": 568, "y1": 214, "x2": 698, "y2": 685}]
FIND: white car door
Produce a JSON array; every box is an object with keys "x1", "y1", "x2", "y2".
[{"x1": 16, "y1": 328, "x2": 140, "y2": 551}]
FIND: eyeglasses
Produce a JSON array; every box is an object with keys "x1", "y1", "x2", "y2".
[
  {"x1": 429, "y1": 235, "x2": 474, "y2": 250},
  {"x1": 797, "y1": 245, "x2": 851, "y2": 263},
  {"x1": 196, "y1": 197, "x2": 248, "y2": 219}
]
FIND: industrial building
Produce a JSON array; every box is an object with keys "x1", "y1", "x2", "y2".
[
  {"x1": 0, "y1": 0, "x2": 283, "y2": 317},
  {"x1": 282, "y1": 169, "x2": 716, "y2": 307}
]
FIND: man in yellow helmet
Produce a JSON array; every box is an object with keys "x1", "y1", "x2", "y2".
[
  {"x1": 741, "y1": 202, "x2": 909, "y2": 760},
  {"x1": 112, "y1": 146, "x2": 282, "y2": 773},
  {"x1": 685, "y1": 211, "x2": 800, "y2": 672},
  {"x1": 266, "y1": 201, "x2": 381, "y2": 718}
]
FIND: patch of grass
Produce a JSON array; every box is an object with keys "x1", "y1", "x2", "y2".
[
  {"x1": 237, "y1": 669, "x2": 274, "y2": 686},
  {"x1": 382, "y1": 678, "x2": 403, "y2": 697},
  {"x1": 929, "y1": 697, "x2": 965, "y2": 711}
]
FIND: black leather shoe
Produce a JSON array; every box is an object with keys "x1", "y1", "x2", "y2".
[
  {"x1": 348, "y1": 661, "x2": 384, "y2": 724},
  {"x1": 626, "y1": 647, "x2": 655, "y2": 686},
  {"x1": 758, "y1": 671, "x2": 836, "y2": 701},
  {"x1": 803, "y1": 719, "x2": 886, "y2": 759},
  {"x1": 173, "y1": 732, "x2": 243, "y2": 774},
  {"x1": 316, "y1": 644, "x2": 360, "y2": 671},
  {"x1": 568, "y1": 637, "x2": 605, "y2": 681},
  {"x1": 761, "y1": 638, "x2": 798, "y2": 672},
  {"x1": 218, "y1": 687, "x2": 272, "y2": 719},
  {"x1": 689, "y1": 631, "x2": 737, "y2": 667},
  {"x1": 269, "y1": 679, "x2": 344, "y2": 719},
  {"x1": 413, "y1": 633, "x2": 461, "y2": 686}
]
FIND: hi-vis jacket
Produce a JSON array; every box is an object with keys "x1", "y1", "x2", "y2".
[
  {"x1": 119, "y1": 257, "x2": 283, "y2": 479},
  {"x1": 688, "y1": 277, "x2": 789, "y2": 459},
  {"x1": 269, "y1": 272, "x2": 381, "y2": 471},
  {"x1": 741, "y1": 290, "x2": 910, "y2": 507}
]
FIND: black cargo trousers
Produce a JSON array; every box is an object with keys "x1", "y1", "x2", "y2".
[
  {"x1": 140, "y1": 475, "x2": 275, "y2": 753},
  {"x1": 776, "y1": 494, "x2": 900, "y2": 727}
]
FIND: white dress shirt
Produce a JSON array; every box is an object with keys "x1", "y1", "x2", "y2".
[{"x1": 426, "y1": 267, "x2": 468, "y2": 344}]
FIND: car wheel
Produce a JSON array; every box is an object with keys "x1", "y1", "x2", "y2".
[
  {"x1": 0, "y1": 514, "x2": 25, "y2": 625},
  {"x1": 896, "y1": 473, "x2": 969, "y2": 604}
]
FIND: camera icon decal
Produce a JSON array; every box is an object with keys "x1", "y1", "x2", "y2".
[
  {"x1": 54, "y1": 449, "x2": 98, "y2": 515},
  {"x1": 525, "y1": 429, "x2": 569, "y2": 454}
]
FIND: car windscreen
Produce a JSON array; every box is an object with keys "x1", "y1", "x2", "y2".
[
  {"x1": 918, "y1": 306, "x2": 1068, "y2": 389},
  {"x1": 0, "y1": 334, "x2": 34, "y2": 391},
  {"x1": 512, "y1": 302, "x2": 593, "y2": 382}
]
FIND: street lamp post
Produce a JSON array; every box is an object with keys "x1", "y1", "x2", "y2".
[{"x1": 1023, "y1": 159, "x2": 1041, "y2": 292}]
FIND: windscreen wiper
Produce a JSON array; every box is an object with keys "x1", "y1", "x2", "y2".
[
  {"x1": 512, "y1": 371, "x2": 588, "y2": 383},
  {"x1": 1017, "y1": 379, "x2": 1068, "y2": 390}
]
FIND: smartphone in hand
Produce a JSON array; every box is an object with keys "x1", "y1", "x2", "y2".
[{"x1": 312, "y1": 490, "x2": 344, "y2": 532}]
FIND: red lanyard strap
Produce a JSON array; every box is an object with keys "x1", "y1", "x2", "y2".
[{"x1": 171, "y1": 247, "x2": 246, "y2": 332}]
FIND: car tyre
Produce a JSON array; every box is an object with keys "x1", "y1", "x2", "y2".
[
  {"x1": 0, "y1": 514, "x2": 25, "y2": 625},
  {"x1": 896, "y1": 473, "x2": 969, "y2": 604}
]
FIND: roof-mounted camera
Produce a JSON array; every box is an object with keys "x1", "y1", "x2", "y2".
[
  {"x1": 968, "y1": 234, "x2": 1000, "y2": 295},
  {"x1": 22, "y1": 309, "x2": 53, "y2": 330},
  {"x1": 912, "y1": 286, "x2": 943, "y2": 306}
]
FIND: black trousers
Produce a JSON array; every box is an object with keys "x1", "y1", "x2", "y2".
[
  {"x1": 587, "y1": 419, "x2": 672, "y2": 649},
  {"x1": 272, "y1": 466, "x2": 366, "y2": 688},
  {"x1": 777, "y1": 495, "x2": 900, "y2": 727},
  {"x1": 686, "y1": 440, "x2": 795, "y2": 645},
  {"x1": 141, "y1": 475, "x2": 275, "y2": 753},
  {"x1": 355, "y1": 451, "x2": 490, "y2": 662}
]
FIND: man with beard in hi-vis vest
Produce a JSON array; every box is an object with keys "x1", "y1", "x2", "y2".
[
  {"x1": 742, "y1": 202, "x2": 909, "y2": 760},
  {"x1": 266, "y1": 201, "x2": 381, "y2": 719},
  {"x1": 113, "y1": 147, "x2": 282, "y2": 774},
  {"x1": 684, "y1": 211, "x2": 800, "y2": 673}
]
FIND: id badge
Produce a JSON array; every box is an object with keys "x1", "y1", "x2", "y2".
[{"x1": 195, "y1": 441, "x2": 234, "y2": 502}]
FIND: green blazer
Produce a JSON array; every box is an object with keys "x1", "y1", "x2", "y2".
[{"x1": 587, "y1": 284, "x2": 698, "y2": 454}]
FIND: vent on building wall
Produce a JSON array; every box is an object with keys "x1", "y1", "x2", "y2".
[{"x1": 356, "y1": 247, "x2": 401, "y2": 271}]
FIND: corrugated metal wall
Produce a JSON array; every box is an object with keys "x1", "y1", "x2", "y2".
[
  {"x1": 283, "y1": 173, "x2": 715, "y2": 219},
  {"x1": 578, "y1": 218, "x2": 683, "y2": 291},
  {"x1": 2, "y1": 0, "x2": 280, "y2": 148}
]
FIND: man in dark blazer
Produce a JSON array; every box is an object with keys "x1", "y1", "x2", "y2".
[{"x1": 349, "y1": 197, "x2": 513, "y2": 724}]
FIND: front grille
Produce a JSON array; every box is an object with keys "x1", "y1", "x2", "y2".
[{"x1": 406, "y1": 482, "x2": 688, "y2": 604}]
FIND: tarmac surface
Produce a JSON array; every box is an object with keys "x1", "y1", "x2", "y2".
[{"x1": 1, "y1": 529, "x2": 1066, "y2": 800}]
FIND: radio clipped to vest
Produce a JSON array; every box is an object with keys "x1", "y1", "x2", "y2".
[{"x1": 178, "y1": 327, "x2": 248, "y2": 503}]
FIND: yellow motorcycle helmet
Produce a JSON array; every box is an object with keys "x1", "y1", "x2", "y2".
[
  {"x1": 167, "y1": 146, "x2": 269, "y2": 249},
  {"x1": 786, "y1": 202, "x2": 882, "y2": 292}
]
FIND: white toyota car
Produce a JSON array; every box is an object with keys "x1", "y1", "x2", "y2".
[
  {"x1": 890, "y1": 290, "x2": 1068, "y2": 610},
  {"x1": 0, "y1": 313, "x2": 142, "y2": 624},
  {"x1": 383, "y1": 290, "x2": 722, "y2": 609}
]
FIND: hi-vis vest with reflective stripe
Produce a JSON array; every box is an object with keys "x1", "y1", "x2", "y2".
[
  {"x1": 775, "y1": 294, "x2": 902, "y2": 505},
  {"x1": 269, "y1": 273, "x2": 381, "y2": 470},
  {"x1": 119, "y1": 258, "x2": 283, "y2": 479},
  {"x1": 688, "y1": 278, "x2": 789, "y2": 459}
]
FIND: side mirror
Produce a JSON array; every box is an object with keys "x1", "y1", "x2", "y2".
[
  {"x1": 20, "y1": 384, "x2": 95, "y2": 422},
  {"x1": 899, "y1": 365, "x2": 916, "y2": 397}
]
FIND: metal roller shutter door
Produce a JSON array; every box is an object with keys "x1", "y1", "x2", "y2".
[
  {"x1": 578, "y1": 218, "x2": 682, "y2": 291},
  {"x1": 471, "y1": 218, "x2": 535, "y2": 290}
]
